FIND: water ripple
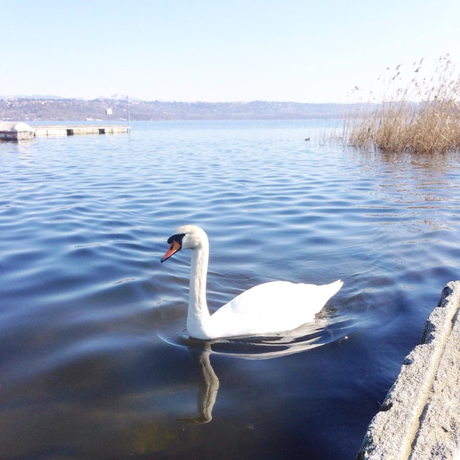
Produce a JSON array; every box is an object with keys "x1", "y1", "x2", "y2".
[{"x1": 1, "y1": 121, "x2": 460, "y2": 459}]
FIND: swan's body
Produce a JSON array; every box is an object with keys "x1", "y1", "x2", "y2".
[{"x1": 161, "y1": 225, "x2": 342, "y2": 340}]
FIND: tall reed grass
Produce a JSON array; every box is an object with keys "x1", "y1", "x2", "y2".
[{"x1": 340, "y1": 55, "x2": 460, "y2": 154}]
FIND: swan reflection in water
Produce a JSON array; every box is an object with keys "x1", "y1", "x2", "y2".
[
  {"x1": 177, "y1": 344, "x2": 220, "y2": 424},
  {"x1": 171, "y1": 316, "x2": 355, "y2": 424}
]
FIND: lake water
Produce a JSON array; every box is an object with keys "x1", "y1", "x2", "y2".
[{"x1": 1, "y1": 120, "x2": 459, "y2": 459}]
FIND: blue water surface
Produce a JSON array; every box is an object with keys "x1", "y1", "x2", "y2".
[{"x1": 0, "y1": 120, "x2": 459, "y2": 459}]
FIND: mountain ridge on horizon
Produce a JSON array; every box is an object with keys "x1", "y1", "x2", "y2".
[
  {"x1": 0, "y1": 93, "x2": 343, "y2": 104},
  {"x1": 0, "y1": 97, "x2": 361, "y2": 121}
]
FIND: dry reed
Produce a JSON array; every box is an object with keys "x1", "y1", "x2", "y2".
[{"x1": 340, "y1": 55, "x2": 460, "y2": 154}]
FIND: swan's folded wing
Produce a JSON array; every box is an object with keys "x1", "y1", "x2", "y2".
[{"x1": 208, "y1": 281, "x2": 339, "y2": 337}]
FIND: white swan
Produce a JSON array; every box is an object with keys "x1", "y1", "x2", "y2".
[{"x1": 161, "y1": 225, "x2": 343, "y2": 340}]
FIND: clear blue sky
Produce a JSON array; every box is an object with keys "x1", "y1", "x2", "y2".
[{"x1": 2, "y1": 0, "x2": 459, "y2": 102}]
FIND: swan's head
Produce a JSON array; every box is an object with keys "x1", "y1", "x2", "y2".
[{"x1": 161, "y1": 225, "x2": 208, "y2": 263}]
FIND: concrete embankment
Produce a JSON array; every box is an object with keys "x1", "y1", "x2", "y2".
[{"x1": 357, "y1": 280, "x2": 460, "y2": 460}]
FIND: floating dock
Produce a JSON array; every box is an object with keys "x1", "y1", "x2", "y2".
[
  {"x1": 0, "y1": 122, "x2": 130, "y2": 141},
  {"x1": 357, "y1": 280, "x2": 460, "y2": 459},
  {"x1": 34, "y1": 125, "x2": 130, "y2": 137}
]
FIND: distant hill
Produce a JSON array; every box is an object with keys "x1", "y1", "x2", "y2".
[
  {"x1": 0, "y1": 97, "x2": 356, "y2": 121},
  {"x1": 1, "y1": 94, "x2": 65, "y2": 100}
]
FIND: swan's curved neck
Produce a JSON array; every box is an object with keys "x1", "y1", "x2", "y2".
[{"x1": 187, "y1": 239, "x2": 211, "y2": 339}]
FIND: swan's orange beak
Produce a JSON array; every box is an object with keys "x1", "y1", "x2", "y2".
[{"x1": 161, "y1": 240, "x2": 181, "y2": 263}]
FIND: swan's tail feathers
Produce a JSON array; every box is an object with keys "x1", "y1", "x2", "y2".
[{"x1": 327, "y1": 279, "x2": 343, "y2": 297}]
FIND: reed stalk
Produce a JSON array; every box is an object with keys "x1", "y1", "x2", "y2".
[{"x1": 340, "y1": 55, "x2": 460, "y2": 154}]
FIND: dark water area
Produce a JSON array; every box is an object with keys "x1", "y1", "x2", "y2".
[{"x1": 1, "y1": 120, "x2": 459, "y2": 459}]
